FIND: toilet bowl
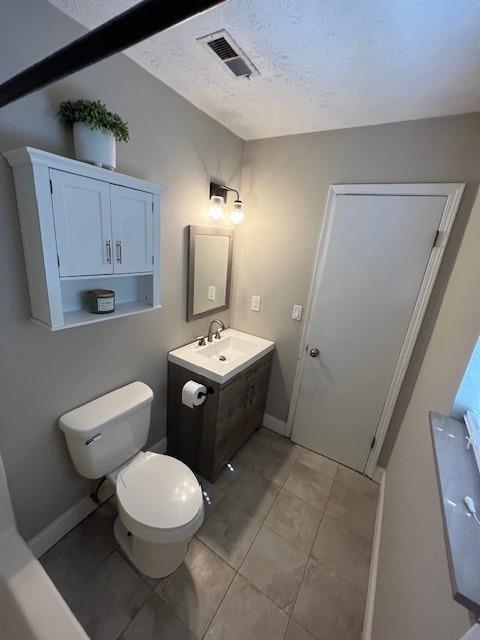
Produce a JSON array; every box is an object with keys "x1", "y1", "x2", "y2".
[
  {"x1": 59, "y1": 381, "x2": 204, "y2": 579},
  {"x1": 112, "y1": 451, "x2": 204, "y2": 577}
]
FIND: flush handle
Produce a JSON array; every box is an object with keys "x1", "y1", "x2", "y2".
[
  {"x1": 310, "y1": 347, "x2": 320, "y2": 358},
  {"x1": 85, "y1": 433, "x2": 103, "y2": 446}
]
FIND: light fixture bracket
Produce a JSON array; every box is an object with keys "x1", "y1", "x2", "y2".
[{"x1": 210, "y1": 181, "x2": 240, "y2": 202}]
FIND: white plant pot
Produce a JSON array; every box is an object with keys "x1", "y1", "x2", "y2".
[{"x1": 73, "y1": 122, "x2": 116, "y2": 170}]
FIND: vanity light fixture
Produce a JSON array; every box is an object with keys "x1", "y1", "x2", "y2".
[{"x1": 209, "y1": 181, "x2": 246, "y2": 224}]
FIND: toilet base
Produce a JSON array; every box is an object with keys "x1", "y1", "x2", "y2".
[{"x1": 113, "y1": 517, "x2": 189, "y2": 579}]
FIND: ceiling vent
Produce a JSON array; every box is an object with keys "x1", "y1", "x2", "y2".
[{"x1": 197, "y1": 30, "x2": 259, "y2": 79}]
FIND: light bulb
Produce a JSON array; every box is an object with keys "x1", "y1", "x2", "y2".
[
  {"x1": 230, "y1": 200, "x2": 245, "y2": 224},
  {"x1": 208, "y1": 195, "x2": 225, "y2": 221}
]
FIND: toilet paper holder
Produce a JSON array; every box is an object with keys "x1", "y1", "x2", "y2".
[{"x1": 198, "y1": 386, "x2": 214, "y2": 399}]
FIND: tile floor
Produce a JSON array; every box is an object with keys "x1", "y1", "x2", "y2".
[{"x1": 40, "y1": 428, "x2": 379, "y2": 640}]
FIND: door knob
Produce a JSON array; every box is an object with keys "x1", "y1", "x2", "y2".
[{"x1": 310, "y1": 347, "x2": 320, "y2": 358}]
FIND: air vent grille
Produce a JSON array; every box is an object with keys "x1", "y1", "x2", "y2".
[
  {"x1": 198, "y1": 30, "x2": 259, "y2": 79},
  {"x1": 207, "y1": 37, "x2": 238, "y2": 61}
]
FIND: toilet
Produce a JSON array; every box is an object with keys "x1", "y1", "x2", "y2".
[{"x1": 58, "y1": 381, "x2": 204, "y2": 579}]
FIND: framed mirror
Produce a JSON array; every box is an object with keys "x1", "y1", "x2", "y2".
[{"x1": 187, "y1": 225, "x2": 234, "y2": 321}]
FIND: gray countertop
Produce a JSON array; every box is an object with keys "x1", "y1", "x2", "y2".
[{"x1": 430, "y1": 412, "x2": 480, "y2": 614}]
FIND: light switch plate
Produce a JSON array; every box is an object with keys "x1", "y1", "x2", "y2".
[
  {"x1": 251, "y1": 295, "x2": 261, "y2": 312},
  {"x1": 292, "y1": 304, "x2": 303, "y2": 320},
  {"x1": 208, "y1": 285, "x2": 216, "y2": 301}
]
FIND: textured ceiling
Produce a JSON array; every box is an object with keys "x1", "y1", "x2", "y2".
[{"x1": 48, "y1": 0, "x2": 480, "y2": 140}]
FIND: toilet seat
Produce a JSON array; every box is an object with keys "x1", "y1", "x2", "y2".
[{"x1": 116, "y1": 451, "x2": 204, "y2": 544}]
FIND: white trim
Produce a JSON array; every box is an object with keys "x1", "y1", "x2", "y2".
[
  {"x1": 28, "y1": 495, "x2": 97, "y2": 558},
  {"x1": 287, "y1": 183, "x2": 465, "y2": 477},
  {"x1": 148, "y1": 436, "x2": 168, "y2": 454},
  {"x1": 262, "y1": 413, "x2": 288, "y2": 436},
  {"x1": 362, "y1": 467, "x2": 386, "y2": 640}
]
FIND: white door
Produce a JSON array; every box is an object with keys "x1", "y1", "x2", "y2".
[
  {"x1": 50, "y1": 170, "x2": 113, "y2": 277},
  {"x1": 291, "y1": 191, "x2": 448, "y2": 472},
  {"x1": 110, "y1": 185, "x2": 154, "y2": 274}
]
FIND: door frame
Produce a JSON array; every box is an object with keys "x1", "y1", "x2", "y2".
[{"x1": 286, "y1": 183, "x2": 465, "y2": 477}]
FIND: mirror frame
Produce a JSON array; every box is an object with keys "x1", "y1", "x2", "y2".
[{"x1": 187, "y1": 225, "x2": 234, "y2": 322}]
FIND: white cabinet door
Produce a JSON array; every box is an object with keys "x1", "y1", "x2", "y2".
[
  {"x1": 110, "y1": 185, "x2": 154, "y2": 274},
  {"x1": 50, "y1": 170, "x2": 113, "y2": 277}
]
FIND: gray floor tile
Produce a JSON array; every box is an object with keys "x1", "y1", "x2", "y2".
[
  {"x1": 252, "y1": 438, "x2": 299, "y2": 487},
  {"x1": 285, "y1": 619, "x2": 317, "y2": 640},
  {"x1": 293, "y1": 559, "x2": 365, "y2": 640},
  {"x1": 311, "y1": 514, "x2": 372, "y2": 593},
  {"x1": 68, "y1": 552, "x2": 150, "y2": 640},
  {"x1": 335, "y1": 466, "x2": 379, "y2": 499},
  {"x1": 239, "y1": 526, "x2": 308, "y2": 612},
  {"x1": 196, "y1": 499, "x2": 262, "y2": 568},
  {"x1": 297, "y1": 449, "x2": 338, "y2": 479},
  {"x1": 204, "y1": 574, "x2": 289, "y2": 640},
  {"x1": 326, "y1": 480, "x2": 377, "y2": 540},
  {"x1": 226, "y1": 467, "x2": 279, "y2": 520},
  {"x1": 122, "y1": 593, "x2": 195, "y2": 640},
  {"x1": 90, "y1": 498, "x2": 118, "y2": 544},
  {"x1": 265, "y1": 488, "x2": 324, "y2": 553},
  {"x1": 156, "y1": 538, "x2": 234, "y2": 638},
  {"x1": 198, "y1": 461, "x2": 246, "y2": 518},
  {"x1": 284, "y1": 461, "x2": 333, "y2": 507},
  {"x1": 40, "y1": 509, "x2": 115, "y2": 601}
]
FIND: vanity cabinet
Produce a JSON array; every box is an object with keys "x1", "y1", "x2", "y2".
[
  {"x1": 167, "y1": 352, "x2": 273, "y2": 482},
  {"x1": 4, "y1": 147, "x2": 163, "y2": 330}
]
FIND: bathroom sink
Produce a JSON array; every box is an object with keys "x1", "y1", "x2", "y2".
[{"x1": 168, "y1": 328, "x2": 274, "y2": 383}]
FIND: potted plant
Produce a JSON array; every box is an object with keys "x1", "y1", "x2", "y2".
[{"x1": 58, "y1": 99, "x2": 130, "y2": 170}]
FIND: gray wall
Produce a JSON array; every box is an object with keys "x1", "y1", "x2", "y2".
[
  {"x1": 235, "y1": 114, "x2": 480, "y2": 430},
  {"x1": 0, "y1": 0, "x2": 243, "y2": 540},
  {"x1": 372, "y1": 191, "x2": 480, "y2": 640}
]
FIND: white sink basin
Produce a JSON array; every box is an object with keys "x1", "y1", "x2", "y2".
[{"x1": 168, "y1": 328, "x2": 275, "y2": 384}]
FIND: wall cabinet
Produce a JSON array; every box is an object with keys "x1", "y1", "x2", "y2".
[
  {"x1": 167, "y1": 352, "x2": 273, "y2": 482},
  {"x1": 4, "y1": 147, "x2": 163, "y2": 330}
]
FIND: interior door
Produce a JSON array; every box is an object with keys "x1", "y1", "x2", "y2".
[
  {"x1": 110, "y1": 185, "x2": 154, "y2": 274},
  {"x1": 291, "y1": 193, "x2": 446, "y2": 472},
  {"x1": 50, "y1": 170, "x2": 113, "y2": 277}
]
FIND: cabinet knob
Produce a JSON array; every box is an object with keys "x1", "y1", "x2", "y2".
[{"x1": 309, "y1": 347, "x2": 320, "y2": 358}]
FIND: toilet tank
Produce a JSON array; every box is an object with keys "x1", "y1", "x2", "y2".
[{"x1": 59, "y1": 382, "x2": 154, "y2": 479}]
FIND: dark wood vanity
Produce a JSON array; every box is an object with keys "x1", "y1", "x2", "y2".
[{"x1": 167, "y1": 352, "x2": 273, "y2": 482}]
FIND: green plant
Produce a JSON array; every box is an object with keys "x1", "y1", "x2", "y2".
[{"x1": 58, "y1": 99, "x2": 130, "y2": 142}]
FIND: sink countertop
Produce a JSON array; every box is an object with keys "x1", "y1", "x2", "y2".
[{"x1": 168, "y1": 328, "x2": 275, "y2": 384}]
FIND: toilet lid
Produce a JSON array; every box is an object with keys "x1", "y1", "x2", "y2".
[{"x1": 116, "y1": 452, "x2": 203, "y2": 530}]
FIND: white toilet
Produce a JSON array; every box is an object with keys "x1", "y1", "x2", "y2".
[{"x1": 58, "y1": 381, "x2": 204, "y2": 579}]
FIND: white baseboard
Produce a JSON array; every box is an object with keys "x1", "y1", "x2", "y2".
[
  {"x1": 263, "y1": 413, "x2": 288, "y2": 437},
  {"x1": 362, "y1": 467, "x2": 386, "y2": 640},
  {"x1": 28, "y1": 494, "x2": 97, "y2": 558},
  {"x1": 148, "y1": 436, "x2": 167, "y2": 454},
  {"x1": 28, "y1": 438, "x2": 168, "y2": 558}
]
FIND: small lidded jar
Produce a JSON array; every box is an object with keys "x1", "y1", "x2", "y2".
[{"x1": 86, "y1": 289, "x2": 115, "y2": 314}]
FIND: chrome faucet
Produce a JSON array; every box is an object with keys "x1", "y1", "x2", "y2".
[{"x1": 207, "y1": 319, "x2": 225, "y2": 342}]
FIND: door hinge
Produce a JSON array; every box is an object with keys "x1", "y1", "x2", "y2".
[
  {"x1": 432, "y1": 229, "x2": 441, "y2": 249},
  {"x1": 151, "y1": 255, "x2": 154, "y2": 265},
  {"x1": 370, "y1": 436, "x2": 376, "y2": 450},
  {"x1": 49, "y1": 179, "x2": 53, "y2": 194},
  {"x1": 56, "y1": 254, "x2": 60, "y2": 268}
]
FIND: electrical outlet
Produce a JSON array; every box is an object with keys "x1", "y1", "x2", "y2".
[
  {"x1": 251, "y1": 295, "x2": 261, "y2": 312},
  {"x1": 208, "y1": 285, "x2": 216, "y2": 301},
  {"x1": 292, "y1": 304, "x2": 303, "y2": 320}
]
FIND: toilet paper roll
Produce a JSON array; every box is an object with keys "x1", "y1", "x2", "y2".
[{"x1": 182, "y1": 380, "x2": 207, "y2": 408}]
